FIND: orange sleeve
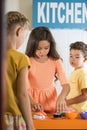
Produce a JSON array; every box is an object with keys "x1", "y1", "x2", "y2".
[{"x1": 55, "y1": 59, "x2": 69, "y2": 85}]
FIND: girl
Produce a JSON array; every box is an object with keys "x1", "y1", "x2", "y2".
[
  {"x1": 5, "y1": 11, "x2": 35, "y2": 130},
  {"x1": 26, "y1": 26, "x2": 70, "y2": 113},
  {"x1": 66, "y1": 41, "x2": 87, "y2": 112}
]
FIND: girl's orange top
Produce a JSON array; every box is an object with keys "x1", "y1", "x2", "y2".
[{"x1": 28, "y1": 57, "x2": 68, "y2": 112}]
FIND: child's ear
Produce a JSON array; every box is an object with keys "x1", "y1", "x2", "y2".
[{"x1": 16, "y1": 26, "x2": 22, "y2": 36}]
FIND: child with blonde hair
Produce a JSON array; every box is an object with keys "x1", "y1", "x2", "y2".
[{"x1": 5, "y1": 11, "x2": 35, "y2": 130}]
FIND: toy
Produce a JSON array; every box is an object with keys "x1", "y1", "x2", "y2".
[
  {"x1": 33, "y1": 111, "x2": 47, "y2": 119},
  {"x1": 80, "y1": 112, "x2": 87, "y2": 119},
  {"x1": 65, "y1": 111, "x2": 79, "y2": 119},
  {"x1": 53, "y1": 112, "x2": 65, "y2": 118}
]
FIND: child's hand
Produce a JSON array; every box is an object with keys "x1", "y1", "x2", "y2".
[
  {"x1": 31, "y1": 102, "x2": 43, "y2": 112},
  {"x1": 29, "y1": 95, "x2": 43, "y2": 111},
  {"x1": 56, "y1": 97, "x2": 66, "y2": 112}
]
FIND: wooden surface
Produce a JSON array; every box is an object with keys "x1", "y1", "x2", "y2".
[{"x1": 33, "y1": 113, "x2": 87, "y2": 130}]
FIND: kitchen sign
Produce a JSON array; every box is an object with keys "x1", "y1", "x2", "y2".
[{"x1": 32, "y1": 0, "x2": 87, "y2": 28}]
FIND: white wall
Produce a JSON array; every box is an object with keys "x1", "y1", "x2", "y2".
[{"x1": 5, "y1": 0, "x2": 32, "y2": 29}]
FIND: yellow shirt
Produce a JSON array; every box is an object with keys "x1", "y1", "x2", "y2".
[
  {"x1": 6, "y1": 49, "x2": 30, "y2": 115},
  {"x1": 67, "y1": 68, "x2": 87, "y2": 112}
]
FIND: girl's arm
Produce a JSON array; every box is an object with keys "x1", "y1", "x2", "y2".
[
  {"x1": 55, "y1": 59, "x2": 70, "y2": 112},
  {"x1": 16, "y1": 67, "x2": 35, "y2": 130},
  {"x1": 66, "y1": 88, "x2": 87, "y2": 105},
  {"x1": 56, "y1": 83, "x2": 70, "y2": 112}
]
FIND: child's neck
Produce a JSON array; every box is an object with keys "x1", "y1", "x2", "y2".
[
  {"x1": 7, "y1": 40, "x2": 16, "y2": 50},
  {"x1": 34, "y1": 56, "x2": 48, "y2": 63},
  {"x1": 75, "y1": 66, "x2": 84, "y2": 70}
]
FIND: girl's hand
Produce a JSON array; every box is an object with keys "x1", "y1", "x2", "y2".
[
  {"x1": 29, "y1": 95, "x2": 43, "y2": 112},
  {"x1": 31, "y1": 102, "x2": 43, "y2": 112},
  {"x1": 56, "y1": 96, "x2": 66, "y2": 112},
  {"x1": 56, "y1": 84, "x2": 70, "y2": 112}
]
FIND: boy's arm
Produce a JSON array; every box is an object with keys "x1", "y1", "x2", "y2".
[
  {"x1": 66, "y1": 88, "x2": 87, "y2": 105},
  {"x1": 16, "y1": 67, "x2": 35, "y2": 130}
]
